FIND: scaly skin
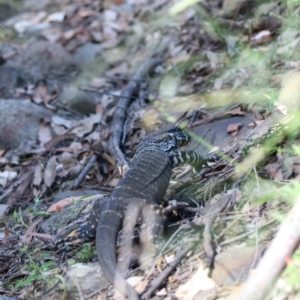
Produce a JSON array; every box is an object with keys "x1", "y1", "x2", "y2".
[
  {"x1": 57, "y1": 128, "x2": 219, "y2": 299},
  {"x1": 96, "y1": 151, "x2": 172, "y2": 299}
]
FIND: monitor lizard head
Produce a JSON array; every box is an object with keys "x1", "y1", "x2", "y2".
[{"x1": 134, "y1": 127, "x2": 190, "y2": 158}]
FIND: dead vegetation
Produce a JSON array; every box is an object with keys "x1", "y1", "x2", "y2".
[{"x1": 1, "y1": 0, "x2": 300, "y2": 299}]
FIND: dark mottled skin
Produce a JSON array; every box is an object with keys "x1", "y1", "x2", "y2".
[{"x1": 57, "y1": 128, "x2": 218, "y2": 299}]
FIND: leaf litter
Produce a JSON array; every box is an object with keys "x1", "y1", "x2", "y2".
[{"x1": 0, "y1": 0, "x2": 300, "y2": 299}]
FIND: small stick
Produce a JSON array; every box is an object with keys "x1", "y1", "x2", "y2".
[
  {"x1": 73, "y1": 154, "x2": 97, "y2": 188},
  {"x1": 141, "y1": 243, "x2": 195, "y2": 300}
]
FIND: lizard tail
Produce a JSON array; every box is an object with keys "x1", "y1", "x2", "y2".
[{"x1": 96, "y1": 207, "x2": 140, "y2": 300}]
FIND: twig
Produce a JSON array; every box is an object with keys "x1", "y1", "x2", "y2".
[
  {"x1": 73, "y1": 154, "x2": 97, "y2": 188},
  {"x1": 232, "y1": 195, "x2": 300, "y2": 300},
  {"x1": 141, "y1": 243, "x2": 194, "y2": 300},
  {"x1": 0, "y1": 186, "x2": 14, "y2": 201}
]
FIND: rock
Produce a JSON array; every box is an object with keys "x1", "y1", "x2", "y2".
[
  {"x1": 73, "y1": 43, "x2": 103, "y2": 68},
  {"x1": 212, "y1": 245, "x2": 265, "y2": 286},
  {"x1": 6, "y1": 41, "x2": 78, "y2": 84},
  {"x1": 0, "y1": 3, "x2": 18, "y2": 22},
  {"x1": 0, "y1": 65, "x2": 27, "y2": 98},
  {"x1": 66, "y1": 263, "x2": 109, "y2": 295},
  {"x1": 0, "y1": 99, "x2": 53, "y2": 149},
  {"x1": 190, "y1": 115, "x2": 254, "y2": 154},
  {"x1": 58, "y1": 86, "x2": 95, "y2": 115}
]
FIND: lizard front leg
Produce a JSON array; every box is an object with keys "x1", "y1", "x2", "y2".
[
  {"x1": 54, "y1": 197, "x2": 107, "y2": 244},
  {"x1": 170, "y1": 150, "x2": 220, "y2": 172}
]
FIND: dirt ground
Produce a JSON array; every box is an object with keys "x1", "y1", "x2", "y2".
[{"x1": 1, "y1": 1, "x2": 300, "y2": 300}]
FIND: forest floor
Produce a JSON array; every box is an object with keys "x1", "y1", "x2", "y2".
[{"x1": 0, "y1": 0, "x2": 300, "y2": 299}]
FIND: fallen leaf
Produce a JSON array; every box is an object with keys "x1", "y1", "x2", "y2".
[
  {"x1": 226, "y1": 106, "x2": 245, "y2": 116},
  {"x1": 0, "y1": 171, "x2": 17, "y2": 187},
  {"x1": 127, "y1": 276, "x2": 143, "y2": 288},
  {"x1": 44, "y1": 156, "x2": 57, "y2": 187},
  {"x1": 78, "y1": 9, "x2": 95, "y2": 18},
  {"x1": 134, "y1": 279, "x2": 149, "y2": 293},
  {"x1": 16, "y1": 170, "x2": 33, "y2": 197},
  {"x1": 40, "y1": 27, "x2": 63, "y2": 43},
  {"x1": 0, "y1": 204, "x2": 9, "y2": 217},
  {"x1": 63, "y1": 27, "x2": 84, "y2": 41},
  {"x1": 227, "y1": 123, "x2": 242, "y2": 133},
  {"x1": 21, "y1": 217, "x2": 44, "y2": 244},
  {"x1": 33, "y1": 80, "x2": 51, "y2": 104},
  {"x1": 33, "y1": 163, "x2": 43, "y2": 186},
  {"x1": 90, "y1": 77, "x2": 107, "y2": 88},
  {"x1": 47, "y1": 194, "x2": 102, "y2": 212},
  {"x1": 72, "y1": 114, "x2": 102, "y2": 138},
  {"x1": 44, "y1": 134, "x2": 76, "y2": 151},
  {"x1": 0, "y1": 149, "x2": 5, "y2": 157},
  {"x1": 156, "y1": 288, "x2": 167, "y2": 296},
  {"x1": 176, "y1": 264, "x2": 216, "y2": 300},
  {"x1": 38, "y1": 119, "x2": 52, "y2": 145},
  {"x1": 250, "y1": 30, "x2": 272, "y2": 46},
  {"x1": 46, "y1": 11, "x2": 65, "y2": 22},
  {"x1": 52, "y1": 115, "x2": 74, "y2": 128},
  {"x1": 105, "y1": 62, "x2": 128, "y2": 77},
  {"x1": 293, "y1": 165, "x2": 300, "y2": 175},
  {"x1": 2, "y1": 225, "x2": 9, "y2": 244}
]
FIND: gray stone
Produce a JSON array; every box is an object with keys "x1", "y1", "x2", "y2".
[
  {"x1": 66, "y1": 263, "x2": 108, "y2": 295},
  {"x1": 0, "y1": 99, "x2": 53, "y2": 149},
  {"x1": 58, "y1": 86, "x2": 95, "y2": 115},
  {"x1": 0, "y1": 65, "x2": 27, "y2": 98},
  {"x1": 73, "y1": 43, "x2": 103, "y2": 68},
  {"x1": 212, "y1": 246, "x2": 265, "y2": 286},
  {"x1": 0, "y1": 3, "x2": 18, "y2": 22},
  {"x1": 190, "y1": 115, "x2": 254, "y2": 154},
  {"x1": 6, "y1": 41, "x2": 78, "y2": 84}
]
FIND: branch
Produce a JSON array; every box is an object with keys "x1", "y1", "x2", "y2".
[
  {"x1": 108, "y1": 58, "x2": 162, "y2": 169},
  {"x1": 233, "y1": 195, "x2": 300, "y2": 300}
]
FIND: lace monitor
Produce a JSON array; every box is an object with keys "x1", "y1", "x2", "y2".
[{"x1": 56, "y1": 127, "x2": 219, "y2": 299}]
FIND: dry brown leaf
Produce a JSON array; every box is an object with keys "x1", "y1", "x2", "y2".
[
  {"x1": 1, "y1": 49, "x2": 17, "y2": 60},
  {"x1": 293, "y1": 165, "x2": 300, "y2": 175},
  {"x1": 52, "y1": 115, "x2": 74, "y2": 128},
  {"x1": 134, "y1": 279, "x2": 149, "y2": 293},
  {"x1": 33, "y1": 81, "x2": 51, "y2": 104},
  {"x1": 47, "y1": 194, "x2": 102, "y2": 212},
  {"x1": 264, "y1": 162, "x2": 280, "y2": 179},
  {"x1": 21, "y1": 217, "x2": 44, "y2": 244},
  {"x1": 40, "y1": 27, "x2": 63, "y2": 43},
  {"x1": 2, "y1": 225, "x2": 10, "y2": 244},
  {"x1": 226, "y1": 107, "x2": 245, "y2": 116},
  {"x1": 44, "y1": 134, "x2": 76, "y2": 151},
  {"x1": 90, "y1": 77, "x2": 107, "y2": 88},
  {"x1": 0, "y1": 171, "x2": 17, "y2": 187},
  {"x1": 33, "y1": 163, "x2": 43, "y2": 186},
  {"x1": 16, "y1": 170, "x2": 33, "y2": 198},
  {"x1": 0, "y1": 149, "x2": 5, "y2": 157},
  {"x1": 227, "y1": 123, "x2": 242, "y2": 133},
  {"x1": 44, "y1": 156, "x2": 57, "y2": 187},
  {"x1": 56, "y1": 141, "x2": 83, "y2": 153},
  {"x1": 72, "y1": 114, "x2": 102, "y2": 138},
  {"x1": 250, "y1": 30, "x2": 272, "y2": 46},
  {"x1": 105, "y1": 62, "x2": 128, "y2": 77},
  {"x1": 0, "y1": 204, "x2": 9, "y2": 217},
  {"x1": 78, "y1": 9, "x2": 95, "y2": 18},
  {"x1": 176, "y1": 264, "x2": 216, "y2": 300},
  {"x1": 38, "y1": 119, "x2": 52, "y2": 146},
  {"x1": 274, "y1": 168, "x2": 283, "y2": 181},
  {"x1": 63, "y1": 27, "x2": 84, "y2": 41}
]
